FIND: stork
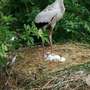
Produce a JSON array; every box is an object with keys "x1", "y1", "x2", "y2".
[{"x1": 35, "y1": 0, "x2": 65, "y2": 55}]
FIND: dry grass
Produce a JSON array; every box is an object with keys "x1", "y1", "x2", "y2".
[
  {"x1": 0, "y1": 43, "x2": 90, "y2": 90},
  {"x1": 15, "y1": 42, "x2": 90, "y2": 72}
]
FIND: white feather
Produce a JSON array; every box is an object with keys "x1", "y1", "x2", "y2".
[
  {"x1": 11, "y1": 55, "x2": 17, "y2": 64},
  {"x1": 35, "y1": 10, "x2": 59, "y2": 23},
  {"x1": 35, "y1": 0, "x2": 65, "y2": 24}
]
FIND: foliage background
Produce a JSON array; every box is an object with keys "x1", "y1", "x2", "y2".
[
  {"x1": 0, "y1": 1, "x2": 90, "y2": 89},
  {"x1": 0, "y1": 0, "x2": 90, "y2": 45},
  {"x1": 0, "y1": 0, "x2": 90, "y2": 65}
]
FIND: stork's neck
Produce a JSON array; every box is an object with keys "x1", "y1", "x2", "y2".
[
  {"x1": 56, "y1": 0, "x2": 64, "y2": 3},
  {"x1": 55, "y1": 0, "x2": 64, "y2": 7},
  {"x1": 55, "y1": 0, "x2": 65, "y2": 13}
]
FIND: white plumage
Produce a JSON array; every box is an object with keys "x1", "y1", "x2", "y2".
[
  {"x1": 44, "y1": 53, "x2": 60, "y2": 61},
  {"x1": 35, "y1": 0, "x2": 65, "y2": 25},
  {"x1": 44, "y1": 52, "x2": 66, "y2": 62},
  {"x1": 35, "y1": 0, "x2": 65, "y2": 54}
]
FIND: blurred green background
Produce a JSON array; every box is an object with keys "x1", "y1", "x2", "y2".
[
  {"x1": 0, "y1": 0, "x2": 90, "y2": 45},
  {"x1": 0, "y1": 0, "x2": 90, "y2": 66}
]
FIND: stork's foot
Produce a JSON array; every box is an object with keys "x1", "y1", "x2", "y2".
[{"x1": 44, "y1": 52, "x2": 66, "y2": 62}]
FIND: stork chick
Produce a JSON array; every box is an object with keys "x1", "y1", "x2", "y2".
[
  {"x1": 44, "y1": 52, "x2": 66, "y2": 62},
  {"x1": 35, "y1": 0, "x2": 65, "y2": 54}
]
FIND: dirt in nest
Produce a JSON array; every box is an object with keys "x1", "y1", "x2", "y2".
[
  {"x1": 15, "y1": 43, "x2": 90, "y2": 72},
  {"x1": 12, "y1": 43, "x2": 90, "y2": 90}
]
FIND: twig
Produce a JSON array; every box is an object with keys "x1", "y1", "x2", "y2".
[{"x1": 42, "y1": 77, "x2": 57, "y2": 89}]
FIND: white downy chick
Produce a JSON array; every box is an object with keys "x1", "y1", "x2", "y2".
[
  {"x1": 44, "y1": 52, "x2": 66, "y2": 62},
  {"x1": 44, "y1": 52, "x2": 55, "y2": 61},
  {"x1": 59, "y1": 57, "x2": 66, "y2": 62},
  {"x1": 47, "y1": 54, "x2": 60, "y2": 61}
]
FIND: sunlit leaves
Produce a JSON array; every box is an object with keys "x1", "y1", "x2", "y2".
[{"x1": 20, "y1": 23, "x2": 49, "y2": 46}]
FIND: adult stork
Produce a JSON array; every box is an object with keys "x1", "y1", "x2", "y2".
[{"x1": 35, "y1": 0, "x2": 65, "y2": 54}]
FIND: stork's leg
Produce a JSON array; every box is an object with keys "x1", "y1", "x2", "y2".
[
  {"x1": 42, "y1": 40, "x2": 45, "y2": 58},
  {"x1": 49, "y1": 28, "x2": 53, "y2": 53},
  {"x1": 42, "y1": 27, "x2": 46, "y2": 58}
]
